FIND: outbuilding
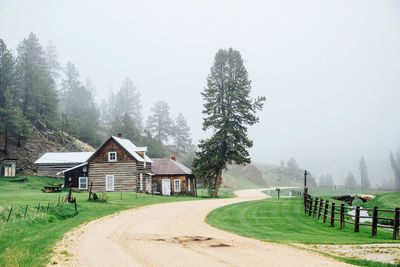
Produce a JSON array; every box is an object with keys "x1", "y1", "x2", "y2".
[
  {"x1": 152, "y1": 157, "x2": 195, "y2": 196},
  {"x1": 34, "y1": 152, "x2": 94, "y2": 177},
  {"x1": 0, "y1": 158, "x2": 17, "y2": 177}
]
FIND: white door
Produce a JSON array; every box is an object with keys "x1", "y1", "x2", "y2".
[
  {"x1": 146, "y1": 177, "x2": 151, "y2": 193},
  {"x1": 106, "y1": 175, "x2": 114, "y2": 191},
  {"x1": 162, "y1": 179, "x2": 171, "y2": 196}
]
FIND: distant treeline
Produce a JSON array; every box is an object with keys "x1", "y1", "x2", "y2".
[{"x1": 0, "y1": 33, "x2": 194, "y2": 161}]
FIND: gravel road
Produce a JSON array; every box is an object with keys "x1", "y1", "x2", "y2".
[{"x1": 49, "y1": 188, "x2": 351, "y2": 266}]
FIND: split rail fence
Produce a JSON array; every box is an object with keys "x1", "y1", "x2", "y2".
[{"x1": 304, "y1": 194, "x2": 399, "y2": 240}]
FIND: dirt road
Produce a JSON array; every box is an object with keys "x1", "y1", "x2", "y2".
[{"x1": 50, "y1": 188, "x2": 350, "y2": 266}]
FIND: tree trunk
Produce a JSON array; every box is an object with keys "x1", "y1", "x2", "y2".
[
  {"x1": 213, "y1": 166, "x2": 224, "y2": 197},
  {"x1": 3, "y1": 126, "x2": 8, "y2": 154},
  {"x1": 17, "y1": 133, "x2": 21, "y2": 148}
]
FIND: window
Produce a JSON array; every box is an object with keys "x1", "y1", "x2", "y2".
[
  {"x1": 174, "y1": 179, "x2": 181, "y2": 192},
  {"x1": 108, "y1": 152, "x2": 117, "y2": 162},
  {"x1": 188, "y1": 179, "x2": 191, "y2": 192},
  {"x1": 79, "y1": 177, "x2": 88, "y2": 190}
]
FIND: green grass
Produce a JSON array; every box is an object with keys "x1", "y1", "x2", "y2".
[
  {"x1": 0, "y1": 176, "x2": 201, "y2": 266},
  {"x1": 206, "y1": 198, "x2": 399, "y2": 244}
]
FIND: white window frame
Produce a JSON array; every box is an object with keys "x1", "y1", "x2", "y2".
[
  {"x1": 174, "y1": 179, "x2": 181, "y2": 192},
  {"x1": 79, "y1": 177, "x2": 88, "y2": 190},
  {"x1": 106, "y1": 175, "x2": 115, "y2": 191},
  {"x1": 108, "y1": 152, "x2": 117, "y2": 162},
  {"x1": 140, "y1": 173, "x2": 143, "y2": 191}
]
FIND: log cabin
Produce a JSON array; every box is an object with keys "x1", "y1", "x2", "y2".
[
  {"x1": 59, "y1": 134, "x2": 153, "y2": 192},
  {"x1": 152, "y1": 157, "x2": 195, "y2": 196},
  {"x1": 34, "y1": 152, "x2": 94, "y2": 177},
  {"x1": 0, "y1": 158, "x2": 17, "y2": 177}
]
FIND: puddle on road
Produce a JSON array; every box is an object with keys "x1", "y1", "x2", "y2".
[{"x1": 151, "y1": 235, "x2": 232, "y2": 248}]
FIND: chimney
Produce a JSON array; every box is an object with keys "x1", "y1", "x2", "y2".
[
  {"x1": 117, "y1": 133, "x2": 122, "y2": 138},
  {"x1": 171, "y1": 156, "x2": 176, "y2": 161}
]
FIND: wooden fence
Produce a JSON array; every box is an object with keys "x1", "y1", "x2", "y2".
[{"x1": 304, "y1": 194, "x2": 399, "y2": 240}]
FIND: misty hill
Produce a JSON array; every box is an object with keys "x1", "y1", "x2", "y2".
[
  {"x1": 222, "y1": 163, "x2": 311, "y2": 189},
  {"x1": 0, "y1": 124, "x2": 95, "y2": 174}
]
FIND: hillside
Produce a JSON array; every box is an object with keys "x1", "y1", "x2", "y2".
[
  {"x1": 0, "y1": 124, "x2": 95, "y2": 174},
  {"x1": 222, "y1": 163, "x2": 307, "y2": 189}
]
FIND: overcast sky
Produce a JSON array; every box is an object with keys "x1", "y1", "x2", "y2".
[{"x1": 1, "y1": 0, "x2": 400, "y2": 185}]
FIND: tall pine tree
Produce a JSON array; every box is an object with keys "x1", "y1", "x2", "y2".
[
  {"x1": 193, "y1": 48, "x2": 265, "y2": 196},
  {"x1": 0, "y1": 39, "x2": 31, "y2": 151},
  {"x1": 359, "y1": 156, "x2": 371, "y2": 190},
  {"x1": 172, "y1": 113, "x2": 191, "y2": 153},
  {"x1": 146, "y1": 101, "x2": 173, "y2": 143}
]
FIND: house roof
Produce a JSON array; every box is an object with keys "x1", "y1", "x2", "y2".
[
  {"x1": 111, "y1": 136, "x2": 152, "y2": 163},
  {"x1": 34, "y1": 152, "x2": 94, "y2": 165},
  {"x1": 152, "y1": 158, "x2": 193, "y2": 175},
  {"x1": 57, "y1": 162, "x2": 88, "y2": 175}
]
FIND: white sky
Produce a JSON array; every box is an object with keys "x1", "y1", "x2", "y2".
[{"x1": 1, "y1": 0, "x2": 400, "y2": 185}]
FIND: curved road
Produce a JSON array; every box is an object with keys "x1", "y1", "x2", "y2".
[{"x1": 50, "y1": 188, "x2": 350, "y2": 266}]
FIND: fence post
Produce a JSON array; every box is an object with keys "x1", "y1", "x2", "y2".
[
  {"x1": 393, "y1": 207, "x2": 399, "y2": 240},
  {"x1": 6, "y1": 206, "x2": 13, "y2": 223},
  {"x1": 340, "y1": 203, "x2": 345, "y2": 229},
  {"x1": 24, "y1": 204, "x2": 28, "y2": 220},
  {"x1": 372, "y1": 206, "x2": 378, "y2": 236},
  {"x1": 330, "y1": 203, "x2": 335, "y2": 227},
  {"x1": 323, "y1": 200, "x2": 329, "y2": 223},
  {"x1": 36, "y1": 202, "x2": 40, "y2": 214},
  {"x1": 318, "y1": 198, "x2": 323, "y2": 220},
  {"x1": 74, "y1": 197, "x2": 77, "y2": 213},
  {"x1": 313, "y1": 197, "x2": 318, "y2": 218},
  {"x1": 47, "y1": 202, "x2": 50, "y2": 213},
  {"x1": 305, "y1": 196, "x2": 309, "y2": 213},
  {"x1": 308, "y1": 198, "x2": 313, "y2": 216},
  {"x1": 354, "y1": 206, "x2": 360, "y2": 232}
]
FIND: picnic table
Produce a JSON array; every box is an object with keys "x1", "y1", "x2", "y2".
[{"x1": 41, "y1": 185, "x2": 62, "y2": 193}]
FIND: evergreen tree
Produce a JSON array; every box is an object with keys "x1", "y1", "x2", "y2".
[
  {"x1": 172, "y1": 113, "x2": 191, "y2": 153},
  {"x1": 286, "y1": 157, "x2": 299, "y2": 174},
  {"x1": 345, "y1": 172, "x2": 358, "y2": 190},
  {"x1": 16, "y1": 32, "x2": 58, "y2": 124},
  {"x1": 0, "y1": 39, "x2": 31, "y2": 151},
  {"x1": 193, "y1": 48, "x2": 265, "y2": 196},
  {"x1": 146, "y1": 101, "x2": 173, "y2": 143},
  {"x1": 114, "y1": 78, "x2": 142, "y2": 130},
  {"x1": 280, "y1": 160, "x2": 285, "y2": 168},
  {"x1": 359, "y1": 156, "x2": 371, "y2": 190},
  {"x1": 390, "y1": 151, "x2": 400, "y2": 191},
  {"x1": 307, "y1": 172, "x2": 317, "y2": 187}
]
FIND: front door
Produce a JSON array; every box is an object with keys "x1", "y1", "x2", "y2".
[
  {"x1": 162, "y1": 179, "x2": 171, "y2": 196},
  {"x1": 146, "y1": 177, "x2": 151, "y2": 193},
  {"x1": 106, "y1": 175, "x2": 114, "y2": 191}
]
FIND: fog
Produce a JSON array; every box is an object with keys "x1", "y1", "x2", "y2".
[{"x1": 1, "y1": 0, "x2": 399, "y2": 185}]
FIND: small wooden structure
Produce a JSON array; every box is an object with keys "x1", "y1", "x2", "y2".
[
  {"x1": 34, "y1": 152, "x2": 94, "y2": 177},
  {"x1": 152, "y1": 157, "x2": 195, "y2": 196},
  {"x1": 0, "y1": 158, "x2": 17, "y2": 177}
]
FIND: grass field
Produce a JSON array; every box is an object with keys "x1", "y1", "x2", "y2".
[
  {"x1": 206, "y1": 197, "x2": 399, "y2": 244},
  {"x1": 0, "y1": 176, "x2": 205, "y2": 266}
]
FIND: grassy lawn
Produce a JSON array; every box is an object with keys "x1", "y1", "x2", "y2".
[
  {"x1": 206, "y1": 197, "x2": 399, "y2": 244},
  {"x1": 0, "y1": 176, "x2": 202, "y2": 266}
]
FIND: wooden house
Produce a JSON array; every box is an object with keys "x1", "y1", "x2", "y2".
[
  {"x1": 0, "y1": 158, "x2": 17, "y2": 177},
  {"x1": 152, "y1": 157, "x2": 195, "y2": 196},
  {"x1": 59, "y1": 134, "x2": 153, "y2": 192},
  {"x1": 34, "y1": 152, "x2": 94, "y2": 177}
]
